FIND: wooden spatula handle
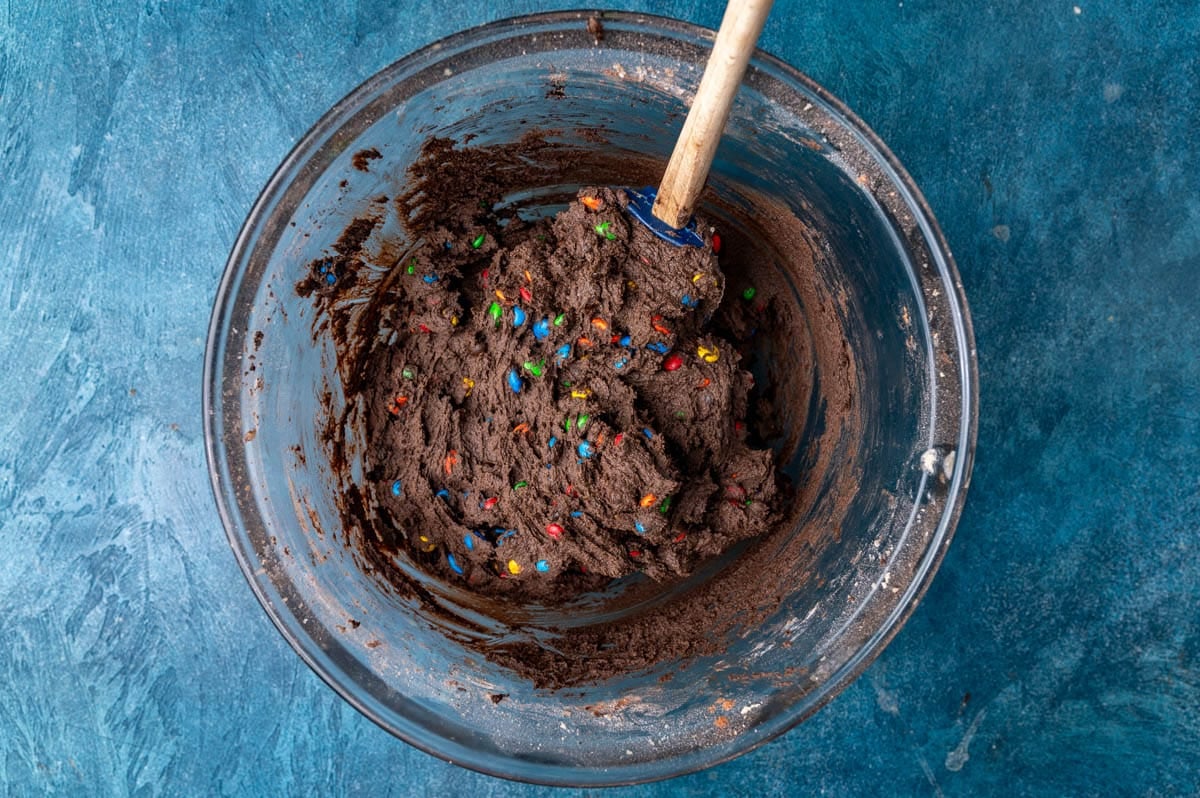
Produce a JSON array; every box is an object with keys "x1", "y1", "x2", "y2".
[{"x1": 652, "y1": 0, "x2": 774, "y2": 229}]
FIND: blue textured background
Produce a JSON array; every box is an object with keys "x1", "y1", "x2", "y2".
[{"x1": 2, "y1": 0, "x2": 1197, "y2": 795}]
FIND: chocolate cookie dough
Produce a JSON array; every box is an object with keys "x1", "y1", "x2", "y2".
[
  {"x1": 361, "y1": 187, "x2": 777, "y2": 599},
  {"x1": 295, "y1": 132, "x2": 858, "y2": 689}
]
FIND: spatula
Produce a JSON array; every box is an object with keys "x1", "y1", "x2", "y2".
[{"x1": 626, "y1": 0, "x2": 775, "y2": 247}]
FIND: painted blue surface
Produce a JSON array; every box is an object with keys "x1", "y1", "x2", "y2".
[{"x1": 1, "y1": 0, "x2": 1197, "y2": 795}]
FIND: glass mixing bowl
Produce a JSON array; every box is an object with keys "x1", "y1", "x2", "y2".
[{"x1": 204, "y1": 11, "x2": 976, "y2": 786}]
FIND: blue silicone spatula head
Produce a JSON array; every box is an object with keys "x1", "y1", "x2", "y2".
[{"x1": 625, "y1": 187, "x2": 705, "y2": 248}]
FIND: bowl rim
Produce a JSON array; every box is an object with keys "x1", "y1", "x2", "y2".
[{"x1": 203, "y1": 9, "x2": 979, "y2": 787}]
